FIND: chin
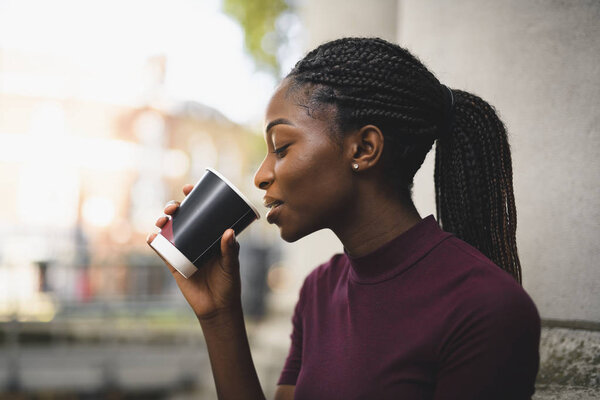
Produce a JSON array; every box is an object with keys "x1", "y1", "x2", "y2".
[
  {"x1": 278, "y1": 223, "x2": 319, "y2": 243},
  {"x1": 279, "y1": 228, "x2": 303, "y2": 243}
]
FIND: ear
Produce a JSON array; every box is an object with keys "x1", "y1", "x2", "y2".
[{"x1": 344, "y1": 125, "x2": 384, "y2": 171}]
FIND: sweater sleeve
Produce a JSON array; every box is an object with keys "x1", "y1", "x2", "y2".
[
  {"x1": 433, "y1": 285, "x2": 541, "y2": 400},
  {"x1": 277, "y1": 277, "x2": 309, "y2": 385}
]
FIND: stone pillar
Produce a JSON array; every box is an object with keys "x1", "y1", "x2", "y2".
[{"x1": 300, "y1": 0, "x2": 398, "y2": 50}]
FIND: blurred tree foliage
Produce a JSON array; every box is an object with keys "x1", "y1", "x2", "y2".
[{"x1": 223, "y1": 0, "x2": 289, "y2": 76}]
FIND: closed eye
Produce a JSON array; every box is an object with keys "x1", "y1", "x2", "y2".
[{"x1": 272, "y1": 143, "x2": 291, "y2": 158}]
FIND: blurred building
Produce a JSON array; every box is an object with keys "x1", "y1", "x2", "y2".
[{"x1": 0, "y1": 49, "x2": 268, "y2": 321}]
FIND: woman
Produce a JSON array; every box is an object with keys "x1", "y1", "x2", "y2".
[{"x1": 147, "y1": 37, "x2": 540, "y2": 399}]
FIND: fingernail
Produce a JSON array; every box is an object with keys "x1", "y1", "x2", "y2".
[
  {"x1": 165, "y1": 200, "x2": 178, "y2": 207},
  {"x1": 146, "y1": 233, "x2": 152, "y2": 243},
  {"x1": 230, "y1": 231, "x2": 236, "y2": 246}
]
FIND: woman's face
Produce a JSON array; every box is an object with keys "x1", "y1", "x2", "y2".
[{"x1": 254, "y1": 80, "x2": 355, "y2": 242}]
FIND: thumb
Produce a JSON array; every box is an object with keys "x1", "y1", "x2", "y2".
[{"x1": 220, "y1": 229, "x2": 240, "y2": 275}]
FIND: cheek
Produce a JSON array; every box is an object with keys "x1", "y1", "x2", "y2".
[
  {"x1": 274, "y1": 156, "x2": 315, "y2": 198},
  {"x1": 277, "y1": 148, "x2": 348, "y2": 211}
]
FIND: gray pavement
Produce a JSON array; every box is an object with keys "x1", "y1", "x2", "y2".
[{"x1": 0, "y1": 343, "x2": 209, "y2": 397}]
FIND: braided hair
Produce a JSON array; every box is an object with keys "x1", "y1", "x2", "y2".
[{"x1": 286, "y1": 37, "x2": 521, "y2": 283}]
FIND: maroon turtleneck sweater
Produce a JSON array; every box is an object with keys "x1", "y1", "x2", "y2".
[{"x1": 277, "y1": 215, "x2": 540, "y2": 400}]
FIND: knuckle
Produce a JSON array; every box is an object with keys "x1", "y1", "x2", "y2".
[{"x1": 165, "y1": 200, "x2": 179, "y2": 208}]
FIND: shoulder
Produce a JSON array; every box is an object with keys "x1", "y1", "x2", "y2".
[{"x1": 433, "y1": 236, "x2": 540, "y2": 338}]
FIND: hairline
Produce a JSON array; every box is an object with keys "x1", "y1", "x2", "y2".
[{"x1": 282, "y1": 76, "x2": 347, "y2": 148}]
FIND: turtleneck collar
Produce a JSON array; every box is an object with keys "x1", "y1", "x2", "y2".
[{"x1": 344, "y1": 215, "x2": 451, "y2": 284}]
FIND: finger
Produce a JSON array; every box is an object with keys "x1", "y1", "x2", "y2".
[
  {"x1": 183, "y1": 184, "x2": 194, "y2": 196},
  {"x1": 155, "y1": 216, "x2": 169, "y2": 228},
  {"x1": 146, "y1": 232, "x2": 158, "y2": 244},
  {"x1": 219, "y1": 229, "x2": 240, "y2": 275},
  {"x1": 164, "y1": 200, "x2": 180, "y2": 215}
]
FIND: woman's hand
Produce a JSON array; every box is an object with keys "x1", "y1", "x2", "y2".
[{"x1": 146, "y1": 184, "x2": 242, "y2": 321}]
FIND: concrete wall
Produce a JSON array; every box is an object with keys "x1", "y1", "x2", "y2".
[
  {"x1": 301, "y1": 0, "x2": 398, "y2": 49},
  {"x1": 399, "y1": 0, "x2": 600, "y2": 323}
]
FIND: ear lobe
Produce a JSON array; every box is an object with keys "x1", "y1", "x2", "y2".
[{"x1": 349, "y1": 125, "x2": 384, "y2": 170}]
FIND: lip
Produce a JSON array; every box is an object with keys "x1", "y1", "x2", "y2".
[
  {"x1": 266, "y1": 202, "x2": 283, "y2": 224},
  {"x1": 263, "y1": 195, "x2": 282, "y2": 208},
  {"x1": 263, "y1": 195, "x2": 284, "y2": 224}
]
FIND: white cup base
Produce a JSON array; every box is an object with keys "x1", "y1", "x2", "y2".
[{"x1": 150, "y1": 233, "x2": 198, "y2": 278}]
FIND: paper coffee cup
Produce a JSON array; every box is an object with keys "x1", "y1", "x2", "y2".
[{"x1": 150, "y1": 168, "x2": 260, "y2": 278}]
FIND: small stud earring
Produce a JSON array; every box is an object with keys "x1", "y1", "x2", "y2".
[{"x1": 352, "y1": 163, "x2": 359, "y2": 171}]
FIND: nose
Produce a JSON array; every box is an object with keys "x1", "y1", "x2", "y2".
[{"x1": 253, "y1": 155, "x2": 274, "y2": 190}]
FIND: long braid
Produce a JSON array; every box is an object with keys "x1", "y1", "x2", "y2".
[
  {"x1": 435, "y1": 90, "x2": 521, "y2": 282},
  {"x1": 287, "y1": 37, "x2": 522, "y2": 283}
]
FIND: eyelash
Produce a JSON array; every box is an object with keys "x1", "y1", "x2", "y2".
[{"x1": 272, "y1": 144, "x2": 290, "y2": 158}]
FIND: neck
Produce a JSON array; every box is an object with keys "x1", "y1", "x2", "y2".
[{"x1": 332, "y1": 184, "x2": 422, "y2": 258}]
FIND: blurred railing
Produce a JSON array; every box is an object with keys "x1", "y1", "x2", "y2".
[{"x1": 0, "y1": 296, "x2": 212, "y2": 398}]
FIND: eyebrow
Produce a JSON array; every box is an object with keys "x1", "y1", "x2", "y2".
[{"x1": 265, "y1": 118, "x2": 294, "y2": 134}]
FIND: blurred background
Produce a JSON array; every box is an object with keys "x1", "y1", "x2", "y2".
[{"x1": 0, "y1": 0, "x2": 598, "y2": 399}]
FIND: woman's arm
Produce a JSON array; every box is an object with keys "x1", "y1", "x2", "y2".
[
  {"x1": 200, "y1": 306, "x2": 265, "y2": 400},
  {"x1": 147, "y1": 184, "x2": 266, "y2": 400}
]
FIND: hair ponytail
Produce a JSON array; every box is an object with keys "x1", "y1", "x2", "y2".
[
  {"x1": 435, "y1": 89, "x2": 521, "y2": 283},
  {"x1": 287, "y1": 37, "x2": 522, "y2": 283}
]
